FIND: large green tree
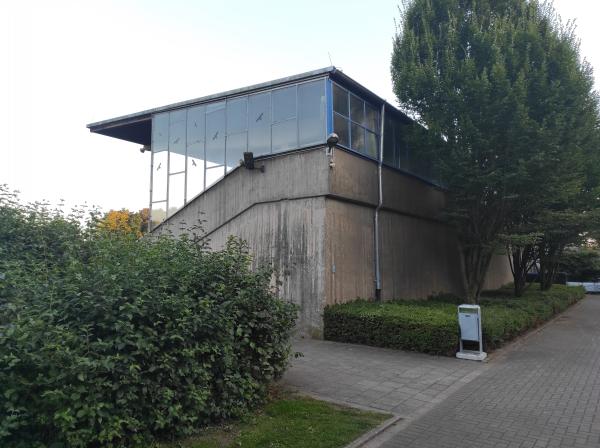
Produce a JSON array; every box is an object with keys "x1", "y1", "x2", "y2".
[{"x1": 392, "y1": 0, "x2": 600, "y2": 301}]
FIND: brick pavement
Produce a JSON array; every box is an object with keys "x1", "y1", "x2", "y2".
[
  {"x1": 378, "y1": 296, "x2": 600, "y2": 448},
  {"x1": 282, "y1": 296, "x2": 600, "y2": 448},
  {"x1": 281, "y1": 338, "x2": 486, "y2": 416}
]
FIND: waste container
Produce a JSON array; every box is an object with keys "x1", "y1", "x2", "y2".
[{"x1": 456, "y1": 304, "x2": 487, "y2": 361}]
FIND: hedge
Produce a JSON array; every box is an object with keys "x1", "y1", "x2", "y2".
[
  {"x1": 323, "y1": 285, "x2": 586, "y2": 356},
  {"x1": 0, "y1": 187, "x2": 297, "y2": 448}
]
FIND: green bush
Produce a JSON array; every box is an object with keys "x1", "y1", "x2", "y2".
[
  {"x1": 324, "y1": 285, "x2": 585, "y2": 356},
  {"x1": 0, "y1": 187, "x2": 297, "y2": 448}
]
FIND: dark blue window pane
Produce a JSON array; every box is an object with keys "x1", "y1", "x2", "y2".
[
  {"x1": 334, "y1": 113, "x2": 349, "y2": 147},
  {"x1": 333, "y1": 83, "x2": 348, "y2": 116},
  {"x1": 365, "y1": 103, "x2": 379, "y2": 132},
  {"x1": 350, "y1": 94, "x2": 364, "y2": 125},
  {"x1": 351, "y1": 122, "x2": 365, "y2": 154},
  {"x1": 366, "y1": 130, "x2": 378, "y2": 159}
]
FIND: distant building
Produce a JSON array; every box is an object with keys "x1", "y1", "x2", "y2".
[{"x1": 88, "y1": 67, "x2": 511, "y2": 336}]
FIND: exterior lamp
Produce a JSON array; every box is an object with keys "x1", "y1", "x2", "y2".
[
  {"x1": 242, "y1": 152, "x2": 265, "y2": 172},
  {"x1": 326, "y1": 132, "x2": 339, "y2": 168}
]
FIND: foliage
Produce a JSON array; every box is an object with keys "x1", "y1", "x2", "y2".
[
  {"x1": 157, "y1": 394, "x2": 389, "y2": 448},
  {"x1": 391, "y1": 0, "x2": 600, "y2": 301},
  {"x1": 0, "y1": 185, "x2": 297, "y2": 448},
  {"x1": 324, "y1": 285, "x2": 585, "y2": 356},
  {"x1": 558, "y1": 247, "x2": 600, "y2": 282},
  {"x1": 98, "y1": 208, "x2": 150, "y2": 237}
]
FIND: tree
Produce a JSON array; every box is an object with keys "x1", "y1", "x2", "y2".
[
  {"x1": 98, "y1": 208, "x2": 150, "y2": 237},
  {"x1": 392, "y1": 0, "x2": 600, "y2": 301}
]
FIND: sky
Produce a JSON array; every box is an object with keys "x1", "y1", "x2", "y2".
[{"x1": 1, "y1": 0, "x2": 599, "y2": 213}]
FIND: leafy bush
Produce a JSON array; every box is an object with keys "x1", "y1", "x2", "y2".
[
  {"x1": 324, "y1": 285, "x2": 585, "y2": 356},
  {"x1": 0, "y1": 186, "x2": 297, "y2": 448},
  {"x1": 558, "y1": 247, "x2": 600, "y2": 282}
]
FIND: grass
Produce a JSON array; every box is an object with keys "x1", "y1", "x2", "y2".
[
  {"x1": 156, "y1": 393, "x2": 389, "y2": 448},
  {"x1": 323, "y1": 284, "x2": 586, "y2": 356}
]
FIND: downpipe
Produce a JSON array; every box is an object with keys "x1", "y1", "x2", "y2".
[{"x1": 374, "y1": 103, "x2": 385, "y2": 301}]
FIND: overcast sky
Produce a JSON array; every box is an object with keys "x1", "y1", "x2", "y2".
[{"x1": 2, "y1": 0, "x2": 599, "y2": 213}]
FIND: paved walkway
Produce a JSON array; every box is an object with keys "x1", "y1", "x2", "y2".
[
  {"x1": 282, "y1": 338, "x2": 486, "y2": 417},
  {"x1": 282, "y1": 296, "x2": 600, "y2": 448}
]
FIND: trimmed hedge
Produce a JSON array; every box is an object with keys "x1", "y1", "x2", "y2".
[
  {"x1": 323, "y1": 285, "x2": 586, "y2": 356},
  {"x1": 0, "y1": 188, "x2": 297, "y2": 448}
]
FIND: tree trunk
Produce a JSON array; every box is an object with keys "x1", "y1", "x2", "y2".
[
  {"x1": 539, "y1": 242, "x2": 563, "y2": 291},
  {"x1": 507, "y1": 244, "x2": 536, "y2": 297},
  {"x1": 461, "y1": 245, "x2": 494, "y2": 304}
]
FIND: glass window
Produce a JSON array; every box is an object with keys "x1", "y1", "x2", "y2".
[
  {"x1": 350, "y1": 94, "x2": 364, "y2": 125},
  {"x1": 399, "y1": 124, "x2": 410, "y2": 171},
  {"x1": 272, "y1": 86, "x2": 296, "y2": 122},
  {"x1": 333, "y1": 83, "x2": 348, "y2": 116},
  {"x1": 334, "y1": 113, "x2": 349, "y2": 148},
  {"x1": 151, "y1": 149, "x2": 168, "y2": 202},
  {"x1": 383, "y1": 116, "x2": 396, "y2": 167},
  {"x1": 227, "y1": 97, "x2": 247, "y2": 134},
  {"x1": 167, "y1": 173, "x2": 185, "y2": 217},
  {"x1": 351, "y1": 122, "x2": 365, "y2": 154},
  {"x1": 365, "y1": 103, "x2": 378, "y2": 131},
  {"x1": 206, "y1": 165, "x2": 225, "y2": 188},
  {"x1": 248, "y1": 92, "x2": 271, "y2": 156},
  {"x1": 205, "y1": 102, "x2": 226, "y2": 165},
  {"x1": 272, "y1": 119, "x2": 297, "y2": 152},
  {"x1": 152, "y1": 113, "x2": 169, "y2": 151},
  {"x1": 187, "y1": 105, "x2": 205, "y2": 147},
  {"x1": 169, "y1": 112, "x2": 186, "y2": 173},
  {"x1": 226, "y1": 132, "x2": 247, "y2": 171},
  {"x1": 365, "y1": 130, "x2": 378, "y2": 159},
  {"x1": 151, "y1": 201, "x2": 166, "y2": 229},
  {"x1": 298, "y1": 80, "x2": 325, "y2": 146},
  {"x1": 186, "y1": 152, "x2": 204, "y2": 201}
]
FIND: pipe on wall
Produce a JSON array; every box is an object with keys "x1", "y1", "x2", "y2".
[{"x1": 374, "y1": 103, "x2": 385, "y2": 301}]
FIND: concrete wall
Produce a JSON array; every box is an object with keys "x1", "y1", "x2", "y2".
[
  {"x1": 208, "y1": 197, "x2": 327, "y2": 336},
  {"x1": 158, "y1": 145, "x2": 512, "y2": 336},
  {"x1": 324, "y1": 149, "x2": 510, "y2": 304},
  {"x1": 157, "y1": 147, "x2": 330, "y2": 336}
]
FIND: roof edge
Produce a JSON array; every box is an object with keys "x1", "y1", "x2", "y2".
[{"x1": 87, "y1": 66, "x2": 336, "y2": 131}]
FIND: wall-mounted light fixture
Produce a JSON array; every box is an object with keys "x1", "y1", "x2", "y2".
[
  {"x1": 326, "y1": 133, "x2": 339, "y2": 168},
  {"x1": 140, "y1": 145, "x2": 151, "y2": 154},
  {"x1": 242, "y1": 152, "x2": 265, "y2": 172}
]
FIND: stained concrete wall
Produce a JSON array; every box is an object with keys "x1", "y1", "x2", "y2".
[
  {"x1": 324, "y1": 149, "x2": 511, "y2": 305},
  {"x1": 207, "y1": 198, "x2": 326, "y2": 336},
  {"x1": 157, "y1": 147, "x2": 330, "y2": 336},
  {"x1": 158, "y1": 145, "x2": 512, "y2": 336}
]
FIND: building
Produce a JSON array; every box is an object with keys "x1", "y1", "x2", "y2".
[{"x1": 87, "y1": 67, "x2": 511, "y2": 336}]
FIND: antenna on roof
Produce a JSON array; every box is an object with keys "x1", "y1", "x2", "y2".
[{"x1": 328, "y1": 52, "x2": 333, "y2": 67}]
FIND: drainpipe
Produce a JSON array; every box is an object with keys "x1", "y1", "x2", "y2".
[{"x1": 374, "y1": 103, "x2": 385, "y2": 301}]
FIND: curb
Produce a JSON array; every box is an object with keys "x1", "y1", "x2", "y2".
[{"x1": 343, "y1": 415, "x2": 404, "y2": 448}]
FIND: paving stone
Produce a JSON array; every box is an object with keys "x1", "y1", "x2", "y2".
[
  {"x1": 281, "y1": 335, "x2": 484, "y2": 415},
  {"x1": 380, "y1": 296, "x2": 600, "y2": 448}
]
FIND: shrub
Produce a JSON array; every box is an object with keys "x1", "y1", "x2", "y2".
[
  {"x1": 0, "y1": 186, "x2": 297, "y2": 448},
  {"x1": 324, "y1": 285, "x2": 585, "y2": 356}
]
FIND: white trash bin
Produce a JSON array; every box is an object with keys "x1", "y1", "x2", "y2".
[{"x1": 456, "y1": 304, "x2": 487, "y2": 361}]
